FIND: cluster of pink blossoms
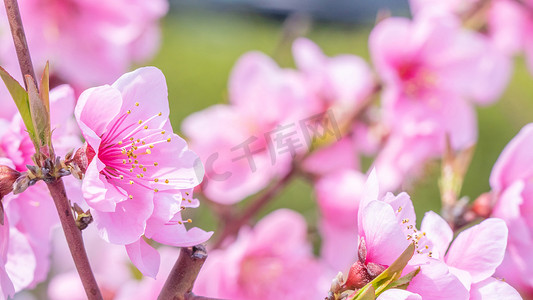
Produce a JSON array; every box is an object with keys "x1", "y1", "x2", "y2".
[{"x1": 1, "y1": 0, "x2": 533, "y2": 298}]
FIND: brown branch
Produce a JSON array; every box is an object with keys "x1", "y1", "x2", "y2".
[
  {"x1": 158, "y1": 245, "x2": 223, "y2": 300},
  {"x1": 3, "y1": 0, "x2": 37, "y2": 90},
  {"x1": 211, "y1": 168, "x2": 296, "y2": 249},
  {"x1": 47, "y1": 179, "x2": 102, "y2": 300}
]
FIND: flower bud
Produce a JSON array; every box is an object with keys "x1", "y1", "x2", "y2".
[
  {"x1": 70, "y1": 143, "x2": 95, "y2": 179},
  {"x1": 0, "y1": 165, "x2": 21, "y2": 198},
  {"x1": 0, "y1": 165, "x2": 21, "y2": 225}
]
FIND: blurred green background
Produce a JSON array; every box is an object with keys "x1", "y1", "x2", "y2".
[{"x1": 150, "y1": 8, "x2": 533, "y2": 233}]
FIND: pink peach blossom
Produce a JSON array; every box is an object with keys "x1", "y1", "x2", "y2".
[
  {"x1": 182, "y1": 52, "x2": 314, "y2": 204},
  {"x1": 489, "y1": 123, "x2": 533, "y2": 297},
  {"x1": 74, "y1": 67, "x2": 210, "y2": 276},
  {"x1": 194, "y1": 209, "x2": 327, "y2": 299},
  {"x1": 75, "y1": 67, "x2": 204, "y2": 244},
  {"x1": 0, "y1": 0, "x2": 168, "y2": 88},
  {"x1": 370, "y1": 12, "x2": 511, "y2": 190}
]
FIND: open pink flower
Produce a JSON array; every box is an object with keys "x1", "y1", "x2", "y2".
[
  {"x1": 488, "y1": 123, "x2": 533, "y2": 297},
  {"x1": 370, "y1": 12, "x2": 511, "y2": 190},
  {"x1": 194, "y1": 209, "x2": 326, "y2": 299},
  {"x1": 75, "y1": 67, "x2": 205, "y2": 247},
  {"x1": 182, "y1": 52, "x2": 313, "y2": 204},
  {"x1": 1, "y1": 0, "x2": 168, "y2": 88}
]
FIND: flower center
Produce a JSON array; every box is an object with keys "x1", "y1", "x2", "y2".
[{"x1": 97, "y1": 101, "x2": 173, "y2": 195}]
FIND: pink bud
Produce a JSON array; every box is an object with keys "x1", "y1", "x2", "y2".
[{"x1": 344, "y1": 261, "x2": 373, "y2": 290}]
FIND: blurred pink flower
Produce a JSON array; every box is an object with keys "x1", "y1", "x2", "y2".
[
  {"x1": 489, "y1": 123, "x2": 533, "y2": 297},
  {"x1": 74, "y1": 67, "x2": 210, "y2": 276},
  {"x1": 182, "y1": 52, "x2": 313, "y2": 204},
  {"x1": 315, "y1": 170, "x2": 365, "y2": 271},
  {"x1": 370, "y1": 12, "x2": 511, "y2": 190},
  {"x1": 292, "y1": 38, "x2": 374, "y2": 120},
  {"x1": 194, "y1": 209, "x2": 327, "y2": 299},
  {"x1": 0, "y1": 0, "x2": 168, "y2": 88},
  {"x1": 292, "y1": 38, "x2": 375, "y2": 177},
  {"x1": 410, "y1": 0, "x2": 533, "y2": 73},
  {"x1": 0, "y1": 85, "x2": 81, "y2": 297}
]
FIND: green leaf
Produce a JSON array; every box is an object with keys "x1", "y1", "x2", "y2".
[
  {"x1": 40, "y1": 61, "x2": 50, "y2": 116},
  {"x1": 354, "y1": 284, "x2": 375, "y2": 300},
  {"x1": 25, "y1": 75, "x2": 50, "y2": 150},
  {"x1": 350, "y1": 243, "x2": 416, "y2": 300},
  {"x1": 386, "y1": 267, "x2": 421, "y2": 290},
  {"x1": 0, "y1": 67, "x2": 36, "y2": 146}
]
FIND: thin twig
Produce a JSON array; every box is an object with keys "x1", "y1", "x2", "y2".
[
  {"x1": 158, "y1": 245, "x2": 223, "y2": 300},
  {"x1": 3, "y1": 0, "x2": 37, "y2": 90},
  {"x1": 47, "y1": 179, "x2": 103, "y2": 300},
  {"x1": 211, "y1": 168, "x2": 296, "y2": 249}
]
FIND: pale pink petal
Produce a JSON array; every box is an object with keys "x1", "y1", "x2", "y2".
[
  {"x1": 92, "y1": 187, "x2": 154, "y2": 244},
  {"x1": 378, "y1": 289, "x2": 422, "y2": 300},
  {"x1": 470, "y1": 277, "x2": 522, "y2": 300},
  {"x1": 407, "y1": 259, "x2": 469, "y2": 300},
  {"x1": 292, "y1": 38, "x2": 325, "y2": 73},
  {"x1": 125, "y1": 238, "x2": 160, "y2": 278},
  {"x1": 326, "y1": 55, "x2": 374, "y2": 108},
  {"x1": 147, "y1": 131, "x2": 204, "y2": 190},
  {"x1": 445, "y1": 218, "x2": 508, "y2": 283},
  {"x1": 302, "y1": 137, "x2": 358, "y2": 176},
  {"x1": 370, "y1": 18, "x2": 415, "y2": 82},
  {"x1": 0, "y1": 220, "x2": 14, "y2": 299},
  {"x1": 75, "y1": 85, "x2": 123, "y2": 147},
  {"x1": 5, "y1": 228, "x2": 36, "y2": 292},
  {"x1": 151, "y1": 226, "x2": 212, "y2": 248},
  {"x1": 488, "y1": 0, "x2": 528, "y2": 55},
  {"x1": 82, "y1": 159, "x2": 125, "y2": 212},
  {"x1": 249, "y1": 209, "x2": 309, "y2": 253},
  {"x1": 48, "y1": 271, "x2": 86, "y2": 300},
  {"x1": 228, "y1": 51, "x2": 279, "y2": 108},
  {"x1": 359, "y1": 201, "x2": 410, "y2": 266},
  {"x1": 111, "y1": 67, "x2": 170, "y2": 129},
  {"x1": 490, "y1": 123, "x2": 533, "y2": 191},
  {"x1": 421, "y1": 211, "x2": 453, "y2": 259}
]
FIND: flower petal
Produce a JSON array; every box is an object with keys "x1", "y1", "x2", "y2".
[
  {"x1": 421, "y1": 211, "x2": 453, "y2": 259},
  {"x1": 112, "y1": 66, "x2": 170, "y2": 128},
  {"x1": 125, "y1": 238, "x2": 160, "y2": 278},
  {"x1": 75, "y1": 85, "x2": 123, "y2": 147},
  {"x1": 445, "y1": 218, "x2": 508, "y2": 283},
  {"x1": 360, "y1": 201, "x2": 410, "y2": 266},
  {"x1": 470, "y1": 277, "x2": 522, "y2": 300},
  {"x1": 378, "y1": 289, "x2": 422, "y2": 300}
]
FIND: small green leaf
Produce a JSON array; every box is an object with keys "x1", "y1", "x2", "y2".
[
  {"x1": 0, "y1": 67, "x2": 36, "y2": 146},
  {"x1": 353, "y1": 284, "x2": 375, "y2": 300},
  {"x1": 25, "y1": 75, "x2": 50, "y2": 150},
  {"x1": 386, "y1": 267, "x2": 421, "y2": 290},
  {"x1": 40, "y1": 61, "x2": 50, "y2": 116}
]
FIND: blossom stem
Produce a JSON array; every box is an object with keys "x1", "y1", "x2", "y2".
[
  {"x1": 211, "y1": 168, "x2": 296, "y2": 249},
  {"x1": 158, "y1": 245, "x2": 223, "y2": 300},
  {"x1": 3, "y1": 0, "x2": 37, "y2": 90},
  {"x1": 47, "y1": 179, "x2": 103, "y2": 300}
]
